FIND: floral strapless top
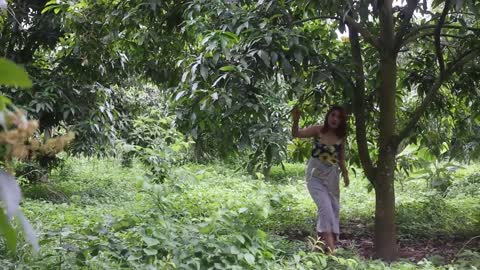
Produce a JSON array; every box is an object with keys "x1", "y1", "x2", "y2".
[{"x1": 311, "y1": 137, "x2": 341, "y2": 165}]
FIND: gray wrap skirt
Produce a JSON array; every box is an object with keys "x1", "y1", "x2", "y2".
[{"x1": 305, "y1": 157, "x2": 340, "y2": 235}]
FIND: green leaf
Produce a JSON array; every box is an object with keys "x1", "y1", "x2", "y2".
[
  {"x1": 238, "y1": 207, "x2": 248, "y2": 213},
  {"x1": 0, "y1": 96, "x2": 12, "y2": 111},
  {"x1": 0, "y1": 210, "x2": 16, "y2": 252},
  {"x1": 198, "y1": 222, "x2": 214, "y2": 234},
  {"x1": 221, "y1": 31, "x2": 238, "y2": 42},
  {"x1": 212, "y1": 74, "x2": 227, "y2": 87},
  {"x1": 258, "y1": 50, "x2": 270, "y2": 66},
  {"x1": 313, "y1": 71, "x2": 328, "y2": 84},
  {"x1": 264, "y1": 35, "x2": 272, "y2": 45},
  {"x1": 240, "y1": 73, "x2": 251, "y2": 84},
  {"x1": 200, "y1": 65, "x2": 208, "y2": 81},
  {"x1": 281, "y1": 57, "x2": 292, "y2": 75},
  {"x1": 0, "y1": 58, "x2": 33, "y2": 88},
  {"x1": 41, "y1": 0, "x2": 59, "y2": 14},
  {"x1": 143, "y1": 248, "x2": 158, "y2": 256},
  {"x1": 175, "y1": 91, "x2": 186, "y2": 101},
  {"x1": 467, "y1": 0, "x2": 479, "y2": 18},
  {"x1": 219, "y1": 65, "x2": 236, "y2": 72},
  {"x1": 236, "y1": 22, "x2": 249, "y2": 35},
  {"x1": 142, "y1": 236, "x2": 159, "y2": 247},
  {"x1": 230, "y1": 246, "x2": 240, "y2": 254},
  {"x1": 127, "y1": 254, "x2": 142, "y2": 261},
  {"x1": 235, "y1": 234, "x2": 245, "y2": 244},
  {"x1": 270, "y1": 52, "x2": 278, "y2": 65},
  {"x1": 244, "y1": 253, "x2": 255, "y2": 265},
  {"x1": 293, "y1": 50, "x2": 303, "y2": 64},
  {"x1": 256, "y1": 229, "x2": 267, "y2": 240}
]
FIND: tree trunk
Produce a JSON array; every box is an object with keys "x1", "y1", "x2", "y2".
[
  {"x1": 374, "y1": 153, "x2": 397, "y2": 261},
  {"x1": 40, "y1": 127, "x2": 53, "y2": 182},
  {"x1": 375, "y1": 0, "x2": 398, "y2": 260},
  {"x1": 375, "y1": 46, "x2": 398, "y2": 261},
  {"x1": 375, "y1": 59, "x2": 398, "y2": 259}
]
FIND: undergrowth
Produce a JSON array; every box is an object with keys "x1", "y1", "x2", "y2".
[{"x1": 0, "y1": 158, "x2": 477, "y2": 269}]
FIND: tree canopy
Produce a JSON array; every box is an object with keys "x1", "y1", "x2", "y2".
[{"x1": 0, "y1": 0, "x2": 479, "y2": 260}]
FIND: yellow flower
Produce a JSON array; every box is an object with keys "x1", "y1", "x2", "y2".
[
  {"x1": 11, "y1": 144, "x2": 29, "y2": 160},
  {"x1": 319, "y1": 153, "x2": 329, "y2": 161}
]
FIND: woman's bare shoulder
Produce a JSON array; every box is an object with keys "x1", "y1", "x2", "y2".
[
  {"x1": 305, "y1": 125, "x2": 323, "y2": 138},
  {"x1": 313, "y1": 125, "x2": 323, "y2": 136}
]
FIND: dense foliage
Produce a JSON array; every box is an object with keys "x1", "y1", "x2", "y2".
[
  {"x1": 2, "y1": 0, "x2": 479, "y2": 173},
  {"x1": 0, "y1": 158, "x2": 478, "y2": 268},
  {"x1": 0, "y1": 0, "x2": 479, "y2": 265}
]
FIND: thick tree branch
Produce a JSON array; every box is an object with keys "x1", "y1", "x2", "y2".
[
  {"x1": 344, "y1": 16, "x2": 380, "y2": 49},
  {"x1": 402, "y1": 24, "x2": 480, "y2": 46},
  {"x1": 403, "y1": 31, "x2": 475, "y2": 44},
  {"x1": 447, "y1": 48, "x2": 480, "y2": 73},
  {"x1": 292, "y1": 16, "x2": 341, "y2": 25},
  {"x1": 348, "y1": 25, "x2": 376, "y2": 184},
  {"x1": 434, "y1": 0, "x2": 451, "y2": 77},
  {"x1": 395, "y1": 48, "x2": 480, "y2": 147},
  {"x1": 379, "y1": 0, "x2": 396, "y2": 54},
  {"x1": 394, "y1": 0, "x2": 420, "y2": 53}
]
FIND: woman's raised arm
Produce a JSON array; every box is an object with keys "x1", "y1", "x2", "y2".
[{"x1": 292, "y1": 107, "x2": 321, "y2": 138}]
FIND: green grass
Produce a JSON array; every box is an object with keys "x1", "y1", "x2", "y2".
[{"x1": 0, "y1": 157, "x2": 478, "y2": 269}]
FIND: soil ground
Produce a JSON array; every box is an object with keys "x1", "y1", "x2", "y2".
[{"x1": 279, "y1": 220, "x2": 479, "y2": 263}]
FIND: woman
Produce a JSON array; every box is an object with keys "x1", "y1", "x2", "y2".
[{"x1": 291, "y1": 105, "x2": 349, "y2": 253}]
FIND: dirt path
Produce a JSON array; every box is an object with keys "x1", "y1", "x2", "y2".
[
  {"x1": 279, "y1": 222, "x2": 479, "y2": 263},
  {"x1": 338, "y1": 232, "x2": 478, "y2": 263}
]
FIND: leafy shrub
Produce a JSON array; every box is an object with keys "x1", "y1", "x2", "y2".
[
  {"x1": 396, "y1": 195, "x2": 479, "y2": 236},
  {"x1": 22, "y1": 183, "x2": 70, "y2": 203},
  {"x1": 2, "y1": 157, "x2": 480, "y2": 269},
  {"x1": 287, "y1": 139, "x2": 312, "y2": 163},
  {"x1": 268, "y1": 163, "x2": 304, "y2": 183},
  {"x1": 118, "y1": 108, "x2": 192, "y2": 182},
  {"x1": 396, "y1": 145, "x2": 463, "y2": 195},
  {"x1": 446, "y1": 172, "x2": 480, "y2": 198},
  {"x1": 14, "y1": 153, "x2": 68, "y2": 184}
]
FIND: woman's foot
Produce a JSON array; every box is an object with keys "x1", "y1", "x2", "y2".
[{"x1": 318, "y1": 232, "x2": 335, "y2": 254}]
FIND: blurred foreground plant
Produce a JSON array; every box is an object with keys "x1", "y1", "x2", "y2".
[{"x1": 0, "y1": 56, "x2": 72, "y2": 253}]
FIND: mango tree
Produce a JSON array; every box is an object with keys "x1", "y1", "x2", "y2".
[
  {"x1": 1, "y1": 0, "x2": 188, "y2": 157},
  {"x1": 297, "y1": 0, "x2": 480, "y2": 260},
  {"x1": 174, "y1": 0, "x2": 350, "y2": 175},
  {"x1": 174, "y1": 0, "x2": 480, "y2": 260}
]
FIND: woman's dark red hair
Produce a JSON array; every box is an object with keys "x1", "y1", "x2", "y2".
[{"x1": 321, "y1": 105, "x2": 347, "y2": 139}]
